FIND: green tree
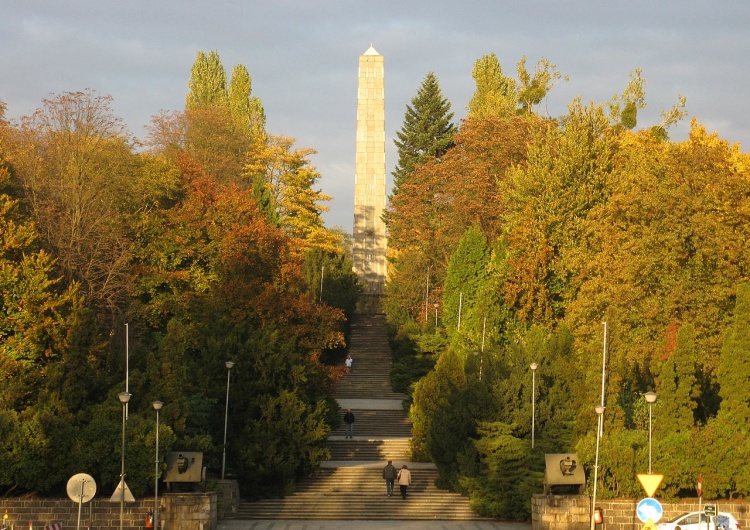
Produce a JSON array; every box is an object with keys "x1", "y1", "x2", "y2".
[
  {"x1": 717, "y1": 283, "x2": 750, "y2": 426},
  {"x1": 467, "y1": 53, "x2": 517, "y2": 119},
  {"x1": 390, "y1": 72, "x2": 456, "y2": 195},
  {"x1": 228, "y1": 64, "x2": 266, "y2": 143},
  {"x1": 442, "y1": 226, "x2": 489, "y2": 339},
  {"x1": 516, "y1": 56, "x2": 566, "y2": 115},
  {"x1": 656, "y1": 322, "x2": 700, "y2": 433},
  {"x1": 186, "y1": 50, "x2": 229, "y2": 110},
  {"x1": 302, "y1": 242, "x2": 362, "y2": 320}
]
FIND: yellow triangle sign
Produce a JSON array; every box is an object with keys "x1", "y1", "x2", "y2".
[{"x1": 637, "y1": 473, "x2": 664, "y2": 498}]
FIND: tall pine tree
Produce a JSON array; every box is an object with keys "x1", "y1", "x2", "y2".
[{"x1": 390, "y1": 72, "x2": 456, "y2": 197}]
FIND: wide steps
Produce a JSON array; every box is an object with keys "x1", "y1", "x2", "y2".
[
  {"x1": 330, "y1": 409, "x2": 412, "y2": 438},
  {"x1": 327, "y1": 438, "x2": 411, "y2": 461},
  {"x1": 299, "y1": 467, "x2": 439, "y2": 493},
  {"x1": 237, "y1": 494, "x2": 482, "y2": 520},
  {"x1": 233, "y1": 312, "x2": 487, "y2": 522}
]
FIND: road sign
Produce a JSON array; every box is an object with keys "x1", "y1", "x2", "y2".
[
  {"x1": 66, "y1": 473, "x2": 97, "y2": 503},
  {"x1": 109, "y1": 479, "x2": 135, "y2": 502},
  {"x1": 637, "y1": 473, "x2": 664, "y2": 498},
  {"x1": 705, "y1": 504, "x2": 717, "y2": 516},
  {"x1": 637, "y1": 497, "x2": 664, "y2": 523}
]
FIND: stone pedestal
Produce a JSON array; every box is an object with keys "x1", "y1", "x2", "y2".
[
  {"x1": 159, "y1": 492, "x2": 217, "y2": 530},
  {"x1": 215, "y1": 479, "x2": 240, "y2": 519}
]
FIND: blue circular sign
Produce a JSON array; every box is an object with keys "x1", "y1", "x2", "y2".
[{"x1": 637, "y1": 497, "x2": 663, "y2": 523}]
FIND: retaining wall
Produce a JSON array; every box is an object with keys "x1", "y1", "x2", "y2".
[
  {"x1": 532, "y1": 495, "x2": 750, "y2": 530},
  {"x1": 0, "y1": 492, "x2": 216, "y2": 530}
]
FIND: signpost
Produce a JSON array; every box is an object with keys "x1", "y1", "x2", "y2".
[
  {"x1": 637, "y1": 473, "x2": 664, "y2": 530},
  {"x1": 66, "y1": 473, "x2": 97, "y2": 530},
  {"x1": 637, "y1": 498, "x2": 664, "y2": 524}
]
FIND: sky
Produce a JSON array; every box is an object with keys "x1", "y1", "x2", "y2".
[{"x1": 3, "y1": 1, "x2": 749, "y2": 232}]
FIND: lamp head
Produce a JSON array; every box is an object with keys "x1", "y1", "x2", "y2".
[
  {"x1": 644, "y1": 391, "x2": 657, "y2": 404},
  {"x1": 530, "y1": 362, "x2": 538, "y2": 371},
  {"x1": 225, "y1": 361, "x2": 235, "y2": 370},
  {"x1": 153, "y1": 400, "x2": 164, "y2": 411},
  {"x1": 118, "y1": 392, "x2": 132, "y2": 404},
  {"x1": 595, "y1": 405, "x2": 605, "y2": 415}
]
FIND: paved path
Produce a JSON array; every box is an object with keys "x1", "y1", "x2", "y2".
[{"x1": 218, "y1": 520, "x2": 532, "y2": 530}]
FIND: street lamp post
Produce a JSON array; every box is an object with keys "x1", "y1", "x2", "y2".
[
  {"x1": 434, "y1": 302, "x2": 438, "y2": 327},
  {"x1": 153, "y1": 400, "x2": 163, "y2": 530},
  {"x1": 644, "y1": 391, "x2": 658, "y2": 474},
  {"x1": 221, "y1": 361, "x2": 235, "y2": 480},
  {"x1": 591, "y1": 405, "x2": 605, "y2": 530},
  {"x1": 118, "y1": 392, "x2": 131, "y2": 530},
  {"x1": 530, "y1": 363, "x2": 538, "y2": 448}
]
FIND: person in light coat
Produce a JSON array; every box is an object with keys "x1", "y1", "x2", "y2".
[{"x1": 397, "y1": 464, "x2": 412, "y2": 499}]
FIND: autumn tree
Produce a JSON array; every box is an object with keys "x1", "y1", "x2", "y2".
[
  {"x1": 385, "y1": 116, "x2": 537, "y2": 328},
  {"x1": 7, "y1": 90, "x2": 136, "y2": 317},
  {"x1": 185, "y1": 50, "x2": 266, "y2": 183},
  {"x1": 129, "y1": 156, "x2": 344, "y2": 496},
  {"x1": 243, "y1": 135, "x2": 338, "y2": 256}
]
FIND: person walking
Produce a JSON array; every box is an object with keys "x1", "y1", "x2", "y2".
[
  {"x1": 345, "y1": 354, "x2": 353, "y2": 371},
  {"x1": 343, "y1": 408, "x2": 355, "y2": 439},
  {"x1": 396, "y1": 464, "x2": 412, "y2": 499},
  {"x1": 382, "y1": 460, "x2": 397, "y2": 496}
]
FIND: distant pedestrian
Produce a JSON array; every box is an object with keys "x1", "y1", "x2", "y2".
[
  {"x1": 397, "y1": 464, "x2": 412, "y2": 499},
  {"x1": 345, "y1": 354, "x2": 353, "y2": 371},
  {"x1": 382, "y1": 460, "x2": 397, "y2": 496},
  {"x1": 343, "y1": 408, "x2": 355, "y2": 439}
]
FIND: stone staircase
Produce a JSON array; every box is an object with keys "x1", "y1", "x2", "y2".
[{"x1": 237, "y1": 312, "x2": 487, "y2": 521}]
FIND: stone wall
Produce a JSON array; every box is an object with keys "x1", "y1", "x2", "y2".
[
  {"x1": 532, "y1": 495, "x2": 750, "y2": 530},
  {"x1": 0, "y1": 492, "x2": 216, "y2": 530}
]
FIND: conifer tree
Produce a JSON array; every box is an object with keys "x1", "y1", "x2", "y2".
[
  {"x1": 656, "y1": 323, "x2": 700, "y2": 433},
  {"x1": 391, "y1": 72, "x2": 456, "y2": 195},
  {"x1": 717, "y1": 283, "x2": 750, "y2": 426}
]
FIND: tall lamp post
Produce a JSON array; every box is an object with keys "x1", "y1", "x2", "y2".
[
  {"x1": 434, "y1": 302, "x2": 439, "y2": 327},
  {"x1": 118, "y1": 392, "x2": 131, "y2": 530},
  {"x1": 591, "y1": 405, "x2": 605, "y2": 530},
  {"x1": 644, "y1": 391, "x2": 658, "y2": 473},
  {"x1": 153, "y1": 400, "x2": 163, "y2": 529},
  {"x1": 530, "y1": 363, "x2": 538, "y2": 448},
  {"x1": 221, "y1": 361, "x2": 235, "y2": 480}
]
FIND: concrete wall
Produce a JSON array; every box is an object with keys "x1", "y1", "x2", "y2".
[
  {"x1": 532, "y1": 495, "x2": 750, "y2": 530},
  {"x1": 0, "y1": 492, "x2": 216, "y2": 530}
]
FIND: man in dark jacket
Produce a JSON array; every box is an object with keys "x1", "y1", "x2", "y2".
[
  {"x1": 382, "y1": 460, "x2": 397, "y2": 496},
  {"x1": 343, "y1": 409, "x2": 355, "y2": 439}
]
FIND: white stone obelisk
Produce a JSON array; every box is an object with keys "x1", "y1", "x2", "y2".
[{"x1": 352, "y1": 45, "x2": 387, "y2": 310}]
